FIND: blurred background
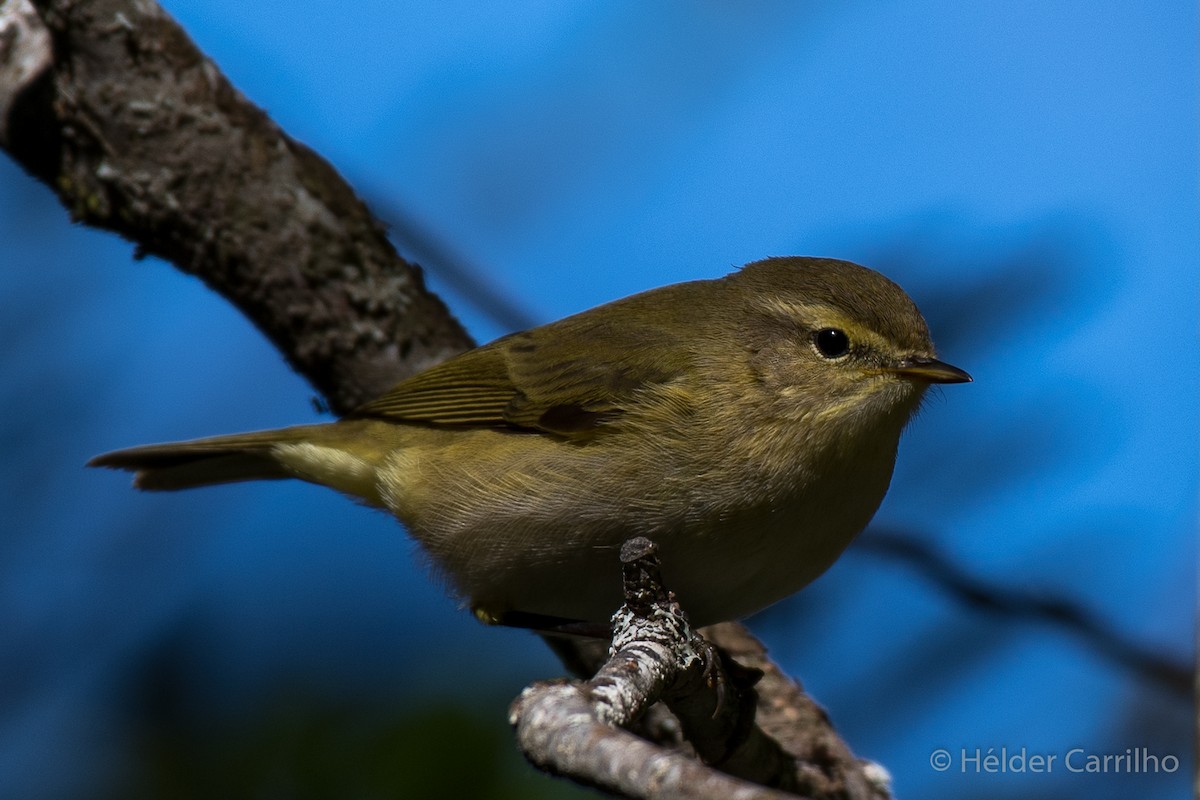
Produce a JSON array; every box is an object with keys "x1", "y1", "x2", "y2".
[{"x1": 1, "y1": 2, "x2": 1194, "y2": 798}]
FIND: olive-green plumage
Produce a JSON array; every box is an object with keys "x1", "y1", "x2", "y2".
[{"x1": 90, "y1": 257, "x2": 969, "y2": 627}]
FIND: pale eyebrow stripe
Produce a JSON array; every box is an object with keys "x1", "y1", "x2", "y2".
[
  {"x1": 753, "y1": 297, "x2": 828, "y2": 319},
  {"x1": 752, "y1": 297, "x2": 851, "y2": 327},
  {"x1": 751, "y1": 297, "x2": 894, "y2": 352}
]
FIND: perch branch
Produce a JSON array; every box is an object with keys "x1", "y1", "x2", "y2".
[
  {"x1": 511, "y1": 538, "x2": 797, "y2": 800},
  {"x1": 511, "y1": 539, "x2": 890, "y2": 800}
]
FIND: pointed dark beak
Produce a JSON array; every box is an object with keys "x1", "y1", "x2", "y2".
[{"x1": 888, "y1": 356, "x2": 973, "y2": 384}]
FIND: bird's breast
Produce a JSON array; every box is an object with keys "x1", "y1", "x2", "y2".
[{"x1": 374, "y1": 408, "x2": 904, "y2": 626}]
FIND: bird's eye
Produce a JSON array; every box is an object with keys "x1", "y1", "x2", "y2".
[{"x1": 813, "y1": 328, "x2": 850, "y2": 358}]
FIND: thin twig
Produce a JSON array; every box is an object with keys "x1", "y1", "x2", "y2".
[{"x1": 859, "y1": 529, "x2": 1190, "y2": 696}]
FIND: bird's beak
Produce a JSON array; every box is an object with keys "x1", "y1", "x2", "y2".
[{"x1": 888, "y1": 356, "x2": 972, "y2": 384}]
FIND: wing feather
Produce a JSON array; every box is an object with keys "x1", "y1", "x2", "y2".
[{"x1": 351, "y1": 281, "x2": 716, "y2": 438}]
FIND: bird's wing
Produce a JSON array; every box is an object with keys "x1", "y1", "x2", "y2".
[{"x1": 350, "y1": 289, "x2": 704, "y2": 440}]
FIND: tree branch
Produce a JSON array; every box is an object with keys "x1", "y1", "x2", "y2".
[
  {"x1": 859, "y1": 529, "x2": 1190, "y2": 697},
  {"x1": 0, "y1": 2, "x2": 888, "y2": 797},
  {"x1": 2, "y1": 0, "x2": 470, "y2": 413},
  {"x1": 512, "y1": 539, "x2": 888, "y2": 799}
]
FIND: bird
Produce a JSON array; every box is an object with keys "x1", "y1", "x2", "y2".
[{"x1": 90, "y1": 256, "x2": 970, "y2": 629}]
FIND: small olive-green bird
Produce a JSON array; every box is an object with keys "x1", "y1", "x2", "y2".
[{"x1": 91, "y1": 257, "x2": 969, "y2": 628}]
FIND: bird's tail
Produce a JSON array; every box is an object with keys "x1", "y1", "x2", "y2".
[{"x1": 88, "y1": 419, "x2": 391, "y2": 502}]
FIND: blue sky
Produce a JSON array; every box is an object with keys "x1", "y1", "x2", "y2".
[{"x1": 1, "y1": 3, "x2": 1194, "y2": 798}]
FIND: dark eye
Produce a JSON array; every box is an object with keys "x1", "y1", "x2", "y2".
[{"x1": 813, "y1": 328, "x2": 850, "y2": 358}]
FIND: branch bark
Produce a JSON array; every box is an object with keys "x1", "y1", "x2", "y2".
[
  {"x1": 1, "y1": 0, "x2": 470, "y2": 413},
  {"x1": 0, "y1": 2, "x2": 888, "y2": 797},
  {"x1": 512, "y1": 540, "x2": 890, "y2": 799},
  {"x1": 511, "y1": 539, "x2": 799, "y2": 800}
]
